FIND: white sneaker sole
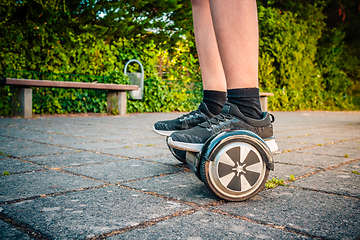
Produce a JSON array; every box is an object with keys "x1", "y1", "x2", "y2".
[
  {"x1": 168, "y1": 137, "x2": 279, "y2": 153},
  {"x1": 266, "y1": 138, "x2": 279, "y2": 153},
  {"x1": 167, "y1": 137, "x2": 203, "y2": 152},
  {"x1": 153, "y1": 126, "x2": 175, "y2": 137}
]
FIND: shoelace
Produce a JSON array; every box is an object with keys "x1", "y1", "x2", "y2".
[
  {"x1": 178, "y1": 109, "x2": 202, "y2": 120},
  {"x1": 201, "y1": 113, "x2": 233, "y2": 127}
]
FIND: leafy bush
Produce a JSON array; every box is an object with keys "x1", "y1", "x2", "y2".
[
  {"x1": 257, "y1": 2, "x2": 358, "y2": 110},
  {"x1": 1, "y1": 1, "x2": 359, "y2": 116}
]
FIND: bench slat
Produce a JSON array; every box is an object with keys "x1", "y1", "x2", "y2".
[{"x1": 2, "y1": 78, "x2": 139, "y2": 91}]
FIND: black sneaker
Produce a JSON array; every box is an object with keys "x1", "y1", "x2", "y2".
[
  {"x1": 153, "y1": 102, "x2": 215, "y2": 137},
  {"x1": 168, "y1": 102, "x2": 278, "y2": 153}
]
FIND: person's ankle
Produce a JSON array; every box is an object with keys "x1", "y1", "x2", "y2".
[
  {"x1": 202, "y1": 90, "x2": 227, "y2": 115},
  {"x1": 227, "y1": 88, "x2": 262, "y2": 119}
]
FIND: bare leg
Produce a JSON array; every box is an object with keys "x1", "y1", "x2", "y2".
[
  {"x1": 167, "y1": 0, "x2": 278, "y2": 155},
  {"x1": 209, "y1": 0, "x2": 259, "y2": 89},
  {"x1": 191, "y1": 0, "x2": 226, "y2": 92}
]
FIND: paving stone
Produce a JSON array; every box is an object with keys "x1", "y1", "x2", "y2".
[
  {"x1": 0, "y1": 158, "x2": 44, "y2": 174},
  {"x1": 121, "y1": 136, "x2": 167, "y2": 146},
  {"x1": 25, "y1": 151, "x2": 124, "y2": 168},
  {"x1": 276, "y1": 134, "x2": 353, "y2": 145},
  {"x1": 275, "y1": 131, "x2": 334, "y2": 140},
  {"x1": 154, "y1": 144, "x2": 169, "y2": 150},
  {"x1": 66, "y1": 159, "x2": 184, "y2": 183},
  {"x1": 62, "y1": 141, "x2": 132, "y2": 150},
  {"x1": 276, "y1": 140, "x2": 316, "y2": 152},
  {"x1": 0, "y1": 128, "x2": 13, "y2": 135},
  {"x1": 330, "y1": 139, "x2": 360, "y2": 149},
  {"x1": 0, "y1": 136, "x2": 12, "y2": 142},
  {"x1": 78, "y1": 130, "x2": 155, "y2": 138},
  {"x1": 1, "y1": 112, "x2": 360, "y2": 239},
  {"x1": 89, "y1": 134, "x2": 142, "y2": 141},
  {"x1": 0, "y1": 185, "x2": 191, "y2": 239},
  {"x1": 0, "y1": 118, "x2": 28, "y2": 125},
  {"x1": 0, "y1": 219, "x2": 33, "y2": 240},
  {"x1": 268, "y1": 163, "x2": 317, "y2": 181},
  {"x1": 0, "y1": 128, "x2": 44, "y2": 139},
  {"x1": 124, "y1": 171, "x2": 218, "y2": 205},
  {"x1": 298, "y1": 144, "x2": 360, "y2": 158},
  {"x1": 101, "y1": 146, "x2": 170, "y2": 158},
  {"x1": 0, "y1": 170, "x2": 103, "y2": 202},
  {"x1": 59, "y1": 130, "x2": 110, "y2": 137},
  {"x1": 276, "y1": 123, "x2": 359, "y2": 135},
  {"x1": 288, "y1": 170, "x2": 360, "y2": 198},
  {"x1": 39, "y1": 128, "x2": 73, "y2": 134},
  {"x1": 110, "y1": 210, "x2": 310, "y2": 240},
  {"x1": 0, "y1": 145, "x2": 76, "y2": 158},
  {"x1": 27, "y1": 134, "x2": 96, "y2": 145},
  {"x1": 212, "y1": 187, "x2": 360, "y2": 240},
  {"x1": 0, "y1": 140, "x2": 47, "y2": 149},
  {"x1": 335, "y1": 160, "x2": 360, "y2": 173},
  {"x1": 274, "y1": 151, "x2": 354, "y2": 169},
  {"x1": 12, "y1": 125, "x2": 46, "y2": 131},
  {"x1": 139, "y1": 155, "x2": 185, "y2": 166}
]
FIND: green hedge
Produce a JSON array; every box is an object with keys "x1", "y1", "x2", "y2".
[
  {"x1": 0, "y1": 2, "x2": 359, "y2": 116},
  {"x1": 257, "y1": 4, "x2": 357, "y2": 110}
]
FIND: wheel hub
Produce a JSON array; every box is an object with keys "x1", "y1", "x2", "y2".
[
  {"x1": 213, "y1": 142, "x2": 265, "y2": 193},
  {"x1": 199, "y1": 131, "x2": 272, "y2": 201},
  {"x1": 232, "y1": 162, "x2": 246, "y2": 177}
]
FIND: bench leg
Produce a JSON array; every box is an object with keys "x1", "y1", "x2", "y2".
[
  {"x1": 260, "y1": 96, "x2": 268, "y2": 112},
  {"x1": 107, "y1": 91, "x2": 127, "y2": 116},
  {"x1": 15, "y1": 87, "x2": 32, "y2": 118}
]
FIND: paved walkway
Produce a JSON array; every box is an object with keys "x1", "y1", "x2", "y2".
[{"x1": 0, "y1": 111, "x2": 359, "y2": 240}]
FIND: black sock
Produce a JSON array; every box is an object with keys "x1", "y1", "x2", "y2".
[
  {"x1": 203, "y1": 90, "x2": 227, "y2": 115},
  {"x1": 227, "y1": 88, "x2": 263, "y2": 119}
]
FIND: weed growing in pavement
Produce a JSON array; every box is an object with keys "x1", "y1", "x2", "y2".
[
  {"x1": 289, "y1": 174, "x2": 295, "y2": 181},
  {"x1": 0, "y1": 151, "x2": 11, "y2": 157},
  {"x1": 351, "y1": 171, "x2": 359, "y2": 174},
  {"x1": 265, "y1": 177, "x2": 287, "y2": 189},
  {"x1": 2, "y1": 171, "x2": 10, "y2": 176},
  {"x1": 344, "y1": 154, "x2": 349, "y2": 158}
]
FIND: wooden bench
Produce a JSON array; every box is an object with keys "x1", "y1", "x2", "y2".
[
  {"x1": 0, "y1": 78, "x2": 139, "y2": 118},
  {"x1": 260, "y1": 92, "x2": 274, "y2": 112}
]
